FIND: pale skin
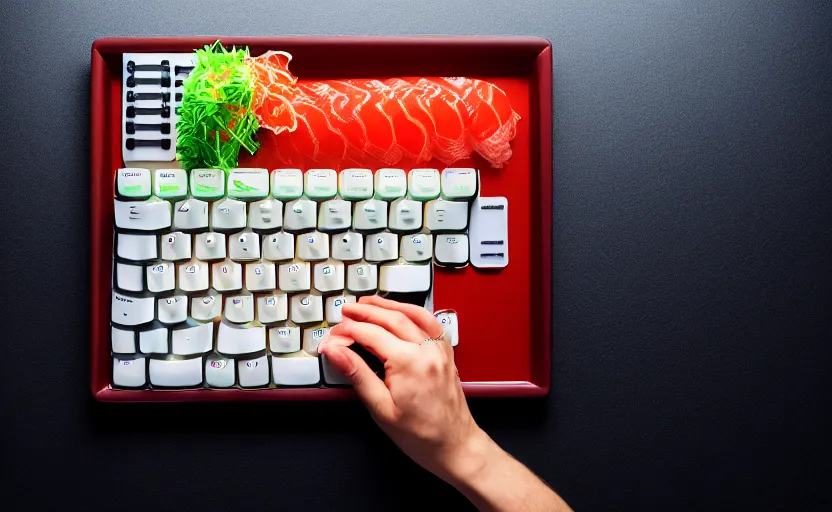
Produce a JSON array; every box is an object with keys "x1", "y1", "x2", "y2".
[{"x1": 317, "y1": 296, "x2": 571, "y2": 512}]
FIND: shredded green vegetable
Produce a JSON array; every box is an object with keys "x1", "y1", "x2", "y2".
[{"x1": 176, "y1": 41, "x2": 259, "y2": 172}]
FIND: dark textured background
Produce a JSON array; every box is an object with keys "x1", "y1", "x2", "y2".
[{"x1": 2, "y1": 1, "x2": 830, "y2": 510}]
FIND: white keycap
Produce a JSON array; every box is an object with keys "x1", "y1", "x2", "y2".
[
  {"x1": 116, "y1": 167, "x2": 151, "y2": 199},
  {"x1": 112, "y1": 291, "x2": 155, "y2": 326},
  {"x1": 172, "y1": 198, "x2": 209, "y2": 231},
  {"x1": 178, "y1": 260, "x2": 209, "y2": 292},
  {"x1": 441, "y1": 168, "x2": 478, "y2": 200},
  {"x1": 171, "y1": 321, "x2": 213, "y2": 355},
  {"x1": 407, "y1": 168, "x2": 440, "y2": 201},
  {"x1": 117, "y1": 233, "x2": 157, "y2": 261},
  {"x1": 158, "y1": 295, "x2": 188, "y2": 324},
  {"x1": 283, "y1": 198, "x2": 317, "y2": 232},
  {"x1": 272, "y1": 354, "x2": 320, "y2": 386},
  {"x1": 365, "y1": 232, "x2": 399, "y2": 262},
  {"x1": 347, "y1": 262, "x2": 378, "y2": 293},
  {"x1": 195, "y1": 232, "x2": 226, "y2": 260},
  {"x1": 190, "y1": 168, "x2": 225, "y2": 200},
  {"x1": 379, "y1": 264, "x2": 431, "y2": 293},
  {"x1": 245, "y1": 262, "x2": 277, "y2": 291},
  {"x1": 111, "y1": 326, "x2": 136, "y2": 354},
  {"x1": 353, "y1": 199, "x2": 388, "y2": 230},
  {"x1": 434, "y1": 234, "x2": 469, "y2": 266},
  {"x1": 331, "y1": 231, "x2": 363, "y2": 261},
  {"x1": 229, "y1": 230, "x2": 261, "y2": 261},
  {"x1": 205, "y1": 356, "x2": 235, "y2": 387},
  {"x1": 401, "y1": 233, "x2": 433, "y2": 262},
  {"x1": 374, "y1": 168, "x2": 407, "y2": 200},
  {"x1": 114, "y1": 199, "x2": 172, "y2": 231},
  {"x1": 425, "y1": 199, "x2": 469, "y2": 231},
  {"x1": 116, "y1": 263, "x2": 144, "y2": 292},
  {"x1": 211, "y1": 198, "x2": 247, "y2": 231},
  {"x1": 302, "y1": 326, "x2": 329, "y2": 355},
  {"x1": 139, "y1": 327, "x2": 168, "y2": 353},
  {"x1": 262, "y1": 231, "x2": 294, "y2": 261},
  {"x1": 249, "y1": 198, "x2": 283, "y2": 231},
  {"x1": 304, "y1": 169, "x2": 338, "y2": 200},
  {"x1": 325, "y1": 294, "x2": 356, "y2": 324},
  {"x1": 321, "y1": 354, "x2": 351, "y2": 386},
  {"x1": 217, "y1": 320, "x2": 266, "y2": 355},
  {"x1": 435, "y1": 310, "x2": 459, "y2": 347},
  {"x1": 297, "y1": 231, "x2": 329, "y2": 261},
  {"x1": 257, "y1": 293, "x2": 288, "y2": 323},
  {"x1": 238, "y1": 355, "x2": 270, "y2": 387},
  {"x1": 228, "y1": 168, "x2": 270, "y2": 200},
  {"x1": 272, "y1": 169, "x2": 304, "y2": 200},
  {"x1": 191, "y1": 292, "x2": 222, "y2": 321},
  {"x1": 161, "y1": 232, "x2": 191, "y2": 261},
  {"x1": 149, "y1": 357, "x2": 203, "y2": 387},
  {"x1": 113, "y1": 357, "x2": 146, "y2": 387},
  {"x1": 224, "y1": 293, "x2": 255, "y2": 324},
  {"x1": 269, "y1": 325, "x2": 301, "y2": 353},
  {"x1": 313, "y1": 261, "x2": 345, "y2": 293},
  {"x1": 211, "y1": 259, "x2": 243, "y2": 292},
  {"x1": 290, "y1": 294, "x2": 324, "y2": 324},
  {"x1": 389, "y1": 199, "x2": 423, "y2": 231},
  {"x1": 153, "y1": 169, "x2": 188, "y2": 200},
  {"x1": 469, "y1": 196, "x2": 509, "y2": 268},
  {"x1": 318, "y1": 199, "x2": 352, "y2": 231},
  {"x1": 339, "y1": 168, "x2": 374, "y2": 200},
  {"x1": 278, "y1": 261, "x2": 311, "y2": 292},
  {"x1": 146, "y1": 261, "x2": 175, "y2": 293}
]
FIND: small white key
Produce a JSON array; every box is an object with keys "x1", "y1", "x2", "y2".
[
  {"x1": 172, "y1": 198, "x2": 209, "y2": 231},
  {"x1": 272, "y1": 169, "x2": 304, "y2": 200},
  {"x1": 205, "y1": 356, "x2": 235, "y2": 388},
  {"x1": 269, "y1": 324, "x2": 301, "y2": 353},
  {"x1": 318, "y1": 199, "x2": 352, "y2": 231},
  {"x1": 229, "y1": 230, "x2": 261, "y2": 261},
  {"x1": 153, "y1": 169, "x2": 188, "y2": 200},
  {"x1": 116, "y1": 167, "x2": 151, "y2": 199},
  {"x1": 272, "y1": 354, "x2": 320, "y2": 386},
  {"x1": 388, "y1": 199, "x2": 423, "y2": 231},
  {"x1": 297, "y1": 231, "x2": 329, "y2": 261},
  {"x1": 434, "y1": 310, "x2": 459, "y2": 347},
  {"x1": 139, "y1": 327, "x2": 168, "y2": 353},
  {"x1": 114, "y1": 199, "x2": 172, "y2": 231},
  {"x1": 146, "y1": 261, "x2": 175, "y2": 293},
  {"x1": 441, "y1": 168, "x2": 478, "y2": 200},
  {"x1": 257, "y1": 293, "x2": 288, "y2": 323},
  {"x1": 113, "y1": 357, "x2": 146, "y2": 387},
  {"x1": 426, "y1": 199, "x2": 469, "y2": 232},
  {"x1": 434, "y1": 234, "x2": 469, "y2": 266},
  {"x1": 347, "y1": 262, "x2": 378, "y2": 293},
  {"x1": 178, "y1": 260, "x2": 209, "y2": 292},
  {"x1": 407, "y1": 168, "x2": 440, "y2": 201},
  {"x1": 112, "y1": 291, "x2": 155, "y2": 326},
  {"x1": 211, "y1": 260, "x2": 243, "y2": 292},
  {"x1": 353, "y1": 199, "x2": 388, "y2": 231},
  {"x1": 283, "y1": 199, "x2": 317, "y2": 232},
  {"x1": 117, "y1": 233, "x2": 157, "y2": 261},
  {"x1": 365, "y1": 232, "x2": 399, "y2": 262},
  {"x1": 290, "y1": 294, "x2": 324, "y2": 324},
  {"x1": 161, "y1": 232, "x2": 191, "y2": 261},
  {"x1": 195, "y1": 232, "x2": 226, "y2": 260},
  {"x1": 401, "y1": 233, "x2": 433, "y2": 262},
  {"x1": 331, "y1": 231, "x2": 363, "y2": 261},
  {"x1": 302, "y1": 326, "x2": 329, "y2": 355},
  {"x1": 313, "y1": 261, "x2": 345, "y2": 293},
  {"x1": 339, "y1": 168, "x2": 374, "y2": 200},
  {"x1": 158, "y1": 295, "x2": 188, "y2": 324},
  {"x1": 116, "y1": 263, "x2": 144, "y2": 292},
  {"x1": 171, "y1": 321, "x2": 213, "y2": 355},
  {"x1": 211, "y1": 198, "x2": 247, "y2": 231},
  {"x1": 325, "y1": 294, "x2": 355, "y2": 324},
  {"x1": 228, "y1": 168, "x2": 270, "y2": 200},
  {"x1": 262, "y1": 231, "x2": 294, "y2": 261},
  {"x1": 321, "y1": 354, "x2": 351, "y2": 386},
  {"x1": 238, "y1": 355, "x2": 270, "y2": 387},
  {"x1": 149, "y1": 357, "x2": 203, "y2": 387},
  {"x1": 224, "y1": 293, "x2": 255, "y2": 324},
  {"x1": 190, "y1": 168, "x2": 225, "y2": 200},
  {"x1": 374, "y1": 168, "x2": 407, "y2": 200},
  {"x1": 245, "y1": 262, "x2": 277, "y2": 291},
  {"x1": 191, "y1": 293, "x2": 222, "y2": 321},
  {"x1": 469, "y1": 196, "x2": 509, "y2": 268},
  {"x1": 379, "y1": 264, "x2": 431, "y2": 293},
  {"x1": 249, "y1": 198, "x2": 283, "y2": 231},
  {"x1": 304, "y1": 169, "x2": 338, "y2": 200},
  {"x1": 111, "y1": 326, "x2": 136, "y2": 354},
  {"x1": 217, "y1": 320, "x2": 266, "y2": 355},
  {"x1": 278, "y1": 262, "x2": 311, "y2": 292}
]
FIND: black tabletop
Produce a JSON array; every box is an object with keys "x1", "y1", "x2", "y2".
[{"x1": 3, "y1": 1, "x2": 830, "y2": 510}]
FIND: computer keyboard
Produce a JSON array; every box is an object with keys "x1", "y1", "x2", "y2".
[{"x1": 110, "y1": 166, "x2": 508, "y2": 389}]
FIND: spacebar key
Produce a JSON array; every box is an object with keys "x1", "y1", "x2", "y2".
[{"x1": 217, "y1": 320, "x2": 266, "y2": 355}]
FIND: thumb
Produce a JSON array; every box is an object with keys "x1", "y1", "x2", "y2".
[{"x1": 322, "y1": 343, "x2": 395, "y2": 421}]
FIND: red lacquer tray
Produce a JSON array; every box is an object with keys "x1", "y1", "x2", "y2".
[{"x1": 90, "y1": 36, "x2": 552, "y2": 401}]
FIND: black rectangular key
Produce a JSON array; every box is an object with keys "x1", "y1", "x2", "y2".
[
  {"x1": 126, "y1": 91, "x2": 171, "y2": 102},
  {"x1": 126, "y1": 60, "x2": 169, "y2": 73},
  {"x1": 175, "y1": 65, "x2": 194, "y2": 75},
  {"x1": 125, "y1": 138, "x2": 171, "y2": 150},
  {"x1": 126, "y1": 106, "x2": 170, "y2": 118},
  {"x1": 126, "y1": 76, "x2": 171, "y2": 88},
  {"x1": 125, "y1": 122, "x2": 171, "y2": 135}
]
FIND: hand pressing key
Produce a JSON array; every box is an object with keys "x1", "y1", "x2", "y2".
[{"x1": 318, "y1": 296, "x2": 571, "y2": 512}]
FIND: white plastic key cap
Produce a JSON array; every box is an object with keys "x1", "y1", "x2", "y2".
[
  {"x1": 238, "y1": 355, "x2": 270, "y2": 387},
  {"x1": 314, "y1": 261, "x2": 345, "y2": 293},
  {"x1": 117, "y1": 233, "x2": 158, "y2": 261},
  {"x1": 353, "y1": 199, "x2": 388, "y2": 230},
  {"x1": 116, "y1": 168, "x2": 152, "y2": 199},
  {"x1": 407, "y1": 168, "x2": 440, "y2": 201},
  {"x1": 278, "y1": 262, "x2": 311, "y2": 292},
  {"x1": 248, "y1": 198, "x2": 283, "y2": 231},
  {"x1": 434, "y1": 310, "x2": 459, "y2": 347},
  {"x1": 113, "y1": 357, "x2": 146, "y2": 387},
  {"x1": 228, "y1": 168, "x2": 270, "y2": 200},
  {"x1": 158, "y1": 295, "x2": 187, "y2": 324},
  {"x1": 302, "y1": 326, "x2": 329, "y2": 354},
  {"x1": 190, "y1": 168, "x2": 225, "y2": 200},
  {"x1": 205, "y1": 356, "x2": 235, "y2": 387},
  {"x1": 116, "y1": 263, "x2": 144, "y2": 292},
  {"x1": 434, "y1": 234, "x2": 469, "y2": 266},
  {"x1": 283, "y1": 198, "x2": 317, "y2": 232},
  {"x1": 217, "y1": 320, "x2": 266, "y2": 355},
  {"x1": 374, "y1": 168, "x2": 407, "y2": 200},
  {"x1": 389, "y1": 199, "x2": 423, "y2": 231},
  {"x1": 153, "y1": 169, "x2": 188, "y2": 200},
  {"x1": 304, "y1": 169, "x2": 338, "y2": 200},
  {"x1": 321, "y1": 354, "x2": 351, "y2": 386},
  {"x1": 426, "y1": 199, "x2": 469, "y2": 231},
  {"x1": 114, "y1": 199, "x2": 172, "y2": 231},
  {"x1": 149, "y1": 357, "x2": 203, "y2": 387},
  {"x1": 347, "y1": 262, "x2": 378, "y2": 293},
  {"x1": 211, "y1": 259, "x2": 243, "y2": 292},
  {"x1": 272, "y1": 169, "x2": 304, "y2": 200},
  {"x1": 161, "y1": 232, "x2": 191, "y2": 261},
  {"x1": 112, "y1": 291, "x2": 155, "y2": 326},
  {"x1": 172, "y1": 198, "x2": 209, "y2": 231},
  {"x1": 211, "y1": 198, "x2": 247, "y2": 231},
  {"x1": 271, "y1": 354, "x2": 320, "y2": 386},
  {"x1": 297, "y1": 231, "x2": 329, "y2": 261},
  {"x1": 171, "y1": 321, "x2": 213, "y2": 355},
  {"x1": 191, "y1": 292, "x2": 222, "y2": 321},
  {"x1": 111, "y1": 326, "x2": 136, "y2": 354},
  {"x1": 441, "y1": 168, "x2": 477, "y2": 200},
  {"x1": 257, "y1": 293, "x2": 288, "y2": 324},
  {"x1": 269, "y1": 325, "x2": 301, "y2": 353},
  {"x1": 365, "y1": 232, "x2": 399, "y2": 262},
  {"x1": 229, "y1": 230, "x2": 261, "y2": 261},
  {"x1": 245, "y1": 262, "x2": 277, "y2": 291},
  {"x1": 290, "y1": 294, "x2": 324, "y2": 324},
  {"x1": 262, "y1": 231, "x2": 294, "y2": 261},
  {"x1": 139, "y1": 327, "x2": 168, "y2": 354},
  {"x1": 325, "y1": 294, "x2": 356, "y2": 323},
  {"x1": 379, "y1": 264, "x2": 431, "y2": 293},
  {"x1": 224, "y1": 294, "x2": 255, "y2": 324},
  {"x1": 195, "y1": 232, "x2": 226, "y2": 260},
  {"x1": 146, "y1": 261, "x2": 175, "y2": 293},
  {"x1": 401, "y1": 233, "x2": 433, "y2": 262},
  {"x1": 318, "y1": 199, "x2": 352, "y2": 231},
  {"x1": 339, "y1": 168, "x2": 374, "y2": 200},
  {"x1": 331, "y1": 231, "x2": 363, "y2": 261},
  {"x1": 178, "y1": 260, "x2": 209, "y2": 292},
  {"x1": 468, "y1": 196, "x2": 509, "y2": 269}
]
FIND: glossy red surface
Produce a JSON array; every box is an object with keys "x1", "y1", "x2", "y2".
[{"x1": 90, "y1": 36, "x2": 552, "y2": 402}]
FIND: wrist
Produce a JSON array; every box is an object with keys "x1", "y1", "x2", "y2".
[{"x1": 443, "y1": 427, "x2": 502, "y2": 490}]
